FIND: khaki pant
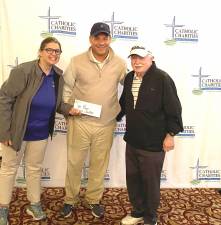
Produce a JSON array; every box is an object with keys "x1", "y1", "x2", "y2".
[
  {"x1": 65, "y1": 117, "x2": 116, "y2": 204},
  {"x1": 0, "y1": 139, "x2": 48, "y2": 205}
]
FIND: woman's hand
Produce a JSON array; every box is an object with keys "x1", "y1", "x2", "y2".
[{"x1": 1, "y1": 140, "x2": 12, "y2": 146}]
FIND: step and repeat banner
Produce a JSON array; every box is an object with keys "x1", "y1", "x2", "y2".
[{"x1": 0, "y1": 0, "x2": 220, "y2": 188}]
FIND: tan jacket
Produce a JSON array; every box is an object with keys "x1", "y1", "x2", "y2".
[{"x1": 63, "y1": 47, "x2": 127, "y2": 125}]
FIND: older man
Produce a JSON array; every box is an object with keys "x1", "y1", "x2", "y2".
[{"x1": 117, "y1": 44, "x2": 183, "y2": 225}]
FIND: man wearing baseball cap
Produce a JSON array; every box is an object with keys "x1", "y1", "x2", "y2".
[
  {"x1": 90, "y1": 22, "x2": 111, "y2": 36},
  {"x1": 60, "y1": 22, "x2": 127, "y2": 219},
  {"x1": 117, "y1": 44, "x2": 183, "y2": 225}
]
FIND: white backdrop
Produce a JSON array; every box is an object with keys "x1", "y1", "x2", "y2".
[{"x1": 0, "y1": 0, "x2": 221, "y2": 188}]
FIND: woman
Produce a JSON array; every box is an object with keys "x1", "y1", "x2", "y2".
[{"x1": 0, "y1": 37, "x2": 74, "y2": 224}]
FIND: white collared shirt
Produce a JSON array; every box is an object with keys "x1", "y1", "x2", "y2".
[{"x1": 90, "y1": 50, "x2": 109, "y2": 69}]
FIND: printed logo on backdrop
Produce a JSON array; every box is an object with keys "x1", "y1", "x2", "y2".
[
  {"x1": 164, "y1": 16, "x2": 198, "y2": 45},
  {"x1": 190, "y1": 158, "x2": 220, "y2": 185},
  {"x1": 81, "y1": 162, "x2": 110, "y2": 186},
  {"x1": 53, "y1": 115, "x2": 67, "y2": 136},
  {"x1": 176, "y1": 125, "x2": 195, "y2": 138},
  {"x1": 161, "y1": 170, "x2": 167, "y2": 182},
  {"x1": 114, "y1": 123, "x2": 195, "y2": 138},
  {"x1": 16, "y1": 158, "x2": 26, "y2": 184},
  {"x1": 8, "y1": 57, "x2": 19, "y2": 69},
  {"x1": 16, "y1": 159, "x2": 51, "y2": 184},
  {"x1": 114, "y1": 120, "x2": 126, "y2": 135},
  {"x1": 41, "y1": 168, "x2": 51, "y2": 181},
  {"x1": 39, "y1": 7, "x2": 76, "y2": 37},
  {"x1": 191, "y1": 67, "x2": 221, "y2": 95},
  {"x1": 104, "y1": 12, "x2": 138, "y2": 40}
]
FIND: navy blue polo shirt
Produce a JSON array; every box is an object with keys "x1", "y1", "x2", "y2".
[{"x1": 23, "y1": 70, "x2": 56, "y2": 141}]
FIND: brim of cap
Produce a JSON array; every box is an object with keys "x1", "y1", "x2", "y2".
[
  {"x1": 91, "y1": 31, "x2": 110, "y2": 36},
  {"x1": 128, "y1": 49, "x2": 149, "y2": 58}
]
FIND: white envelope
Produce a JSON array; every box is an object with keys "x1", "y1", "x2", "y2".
[{"x1": 74, "y1": 99, "x2": 102, "y2": 118}]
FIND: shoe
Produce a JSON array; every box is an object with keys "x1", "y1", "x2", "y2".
[
  {"x1": 0, "y1": 207, "x2": 9, "y2": 225},
  {"x1": 144, "y1": 215, "x2": 157, "y2": 225},
  {"x1": 88, "y1": 204, "x2": 104, "y2": 218},
  {"x1": 60, "y1": 203, "x2": 74, "y2": 218},
  {"x1": 26, "y1": 202, "x2": 46, "y2": 220},
  {"x1": 121, "y1": 214, "x2": 144, "y2": 225}
]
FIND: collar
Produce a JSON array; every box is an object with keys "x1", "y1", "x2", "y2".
[
  {"x1": 35, "y1": 59, "x2": 63, "y2": 76},
  {"x1": 134, "y1": 73, "x2": 143, "y2": 81},
  {"x1": 88, "y1": 47, "x2": 114, "y2": 63},
  {"x1": 90, "y1": 49, "x2": 109, "y2": 64}
]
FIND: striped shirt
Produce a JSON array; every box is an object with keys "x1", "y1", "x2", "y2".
[{"x1": 132, "y1": 73, "x2": 142, "y2": 108}]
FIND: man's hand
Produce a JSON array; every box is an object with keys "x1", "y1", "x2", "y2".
[
  {"x1": 163, "y1": 134, "x2": 175, "y2": 152},
  {"x1": 68, "y1": 107, "x2": 81, "y2": 116}
]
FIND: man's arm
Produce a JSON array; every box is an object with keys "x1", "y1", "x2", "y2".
[
  {"x1": 162, "y1": 75, "x2": 183, "y2": 152},
  {"x1": 119, "y1": 61, "x2": 128, "y2": 85},
  {"x1": 62, "y1": 58, "x2": 81, "y2": 116},
  {"x1": 163, "y1": 75, "x2": 183, "y2": 135},
  {"x1": 116, "y1": 84, "x2": 126, "y2": 121},
  {"x1": 63, "y1": 58, "x2": 76, "y2": 103}
]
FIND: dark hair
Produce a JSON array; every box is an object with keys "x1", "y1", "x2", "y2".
[{"x1": 39, "y1": 37, "x2": 62, "y2": 51}]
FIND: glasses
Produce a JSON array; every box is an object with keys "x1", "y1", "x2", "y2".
[{"x1": 43, "y1": 48, "x2": 62, "y2": 55}]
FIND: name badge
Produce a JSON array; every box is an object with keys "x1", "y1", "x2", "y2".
[{"x1": 74, "y1": 99, "x2": 102, "y2": 118}]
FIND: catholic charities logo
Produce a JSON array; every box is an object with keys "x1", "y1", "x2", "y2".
[
  {"x1": 16, "y1": 158, "x2": 51, "y2": 184},
  {"x1": 191, "y1": 67, "x2": 221, "y2": 95},
  {"x1": 190, "y1": 158, "x2": 220, "y2": 185},
  {"x1": 104, "y1": 12, "x2": 138, "y2": 40},
  {"x1": 81, "y1": 162, "x2": 110, "y2": 186},
  {"x1": 41, "y1": 168, "x2": 51, "y2": 181},
  {"x1": 164, "y1": 16, "x2": 198, "y2": 45},
  {"x1": 114, "y1": 121, "x2": 126, "y2": 135},
  {"x1": 176, "y1": 125, "x2": 195, "y2": 138},
  {"x1": 161, "y1": 170, "x2": 167, "y2": 182},
  {"x1": 54, "y1": 115, "x2": 67, "y2": 135},
  {"x1": 39, "y1": 7, "x2": 76, "y2": 37}
]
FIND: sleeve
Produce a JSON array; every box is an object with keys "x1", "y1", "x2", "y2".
[
  {"x1": 56, "y1": 74, "x2": 73, "y2": 116},
  {"x1": 0, "y1": 67, "x2": 27, "y2": 141},
  {"x1": 116, "y1": 82, "x2": 126, "y2": 121},
  {"x1": 163, "y1": 75, "x2": 183, "y2": 135},
  {"x1": 56, "y1": 102, "x2": 73, "y2": 116},
  {"x1": 63, "y1": 58, "x2": 77, "y2": 103},
  {"x1": 119, "y1": 60, "x2": 128, "y2": 85}
]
